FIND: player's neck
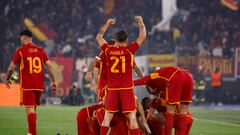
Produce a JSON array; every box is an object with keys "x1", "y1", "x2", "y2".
[
  {"x1": 116, "y1": 42, "x2": 127, "y2": 46},
  {"x1": 23, "y1": 40, "x2": 32, "y2": 45}
]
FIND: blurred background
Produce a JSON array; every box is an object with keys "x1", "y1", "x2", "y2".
[{"x1": 0, "y1": 0, "x2": 240, "y2": 107}]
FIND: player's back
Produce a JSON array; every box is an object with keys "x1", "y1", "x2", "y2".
[
  {"x1": 155, "y1": 66, "x2": 186, "y2": 81},
  {"x1": 105, "y1": 45, "x2": 135, "y2": 89},
  {"x1": 14, "y1": 43, "x2": 48, "y2": 90}
]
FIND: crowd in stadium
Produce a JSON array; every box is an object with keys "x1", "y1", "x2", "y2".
[
  {"x1": 0, "y1": 0, "x2": 240, "y2": 134},
  {"x1": 1, "y1": 0, "x2": 240, "y2": 73}
]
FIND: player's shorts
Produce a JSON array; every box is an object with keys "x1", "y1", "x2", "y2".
[
  {"x1": 105, "y1": 89, "x2": 137, "y2": 113},
  {"x1": 20, "y1": 90, "x2": 42, "y2": 106},
  {"x1": 166, "y1": 71, "x2": 193, "y2": 104}
]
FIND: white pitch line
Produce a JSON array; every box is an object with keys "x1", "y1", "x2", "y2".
[{"x1": 194, "y1": 118, "x2": 240, "y2": 127}]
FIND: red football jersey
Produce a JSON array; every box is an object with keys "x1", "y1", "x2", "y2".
[
  {"x1": 134, "y1": 66, "x2": 186, "y2": 93},
  {"x1": 101, "y1": 42, "x2": 139, "y2": 90},
  {"x1": 95, "y1": 52, "x2": 108, "y2": 101},
  {"x1": 12, "y1": 43, "x2": 49, "y2": 91}
]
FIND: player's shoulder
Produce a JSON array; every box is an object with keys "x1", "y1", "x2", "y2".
[
  {"x1": 31, "y1": 43, "x2": 47, "y2": 53},
  {"x1": 31, "y1": 43, "x2": 43, "y2": 49},
  {"x1": 129, "y1": 41, "x2": 139, "y2": 46},
  {"x1": 15, "y1": 47, "x2": 22, "y2": 52}
]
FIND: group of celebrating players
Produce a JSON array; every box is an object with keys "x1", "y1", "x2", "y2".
[
  {"x1": 5, "y1": 16, "x2": 193, "y2": 135},
  {"x1": 77, "y1": 16, "x2": 193, "y2": 135}
]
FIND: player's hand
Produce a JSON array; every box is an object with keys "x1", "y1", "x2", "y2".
[
  {"x1": 85, "y1": 72, "x2": 92, "y2": 81},
  {"x1": 142, "y1": 120, "x2": 152, "y2": 134},
  {"x1": 5, "y1": 80, "x2": 12, "y2": 89},
  {"x1": 135, "y1": 16, "x2": 143, "y2": 24},
  {"x1": 106, "y1": 18, "x2": 116, "y2": 25},
  {"x1": 51, "y1": 82, "x2": 58, "y2": 91}
]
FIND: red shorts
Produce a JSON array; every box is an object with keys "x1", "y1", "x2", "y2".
[
  {"x1": 166, "y1": 71, "x2": 193, "y2": 104},
  {"x1": 105, "y1": 89, "x2": 137, "y2": 113},
  {"x1": 20, "y1": 90, "x2": 42, "y2": 106}
]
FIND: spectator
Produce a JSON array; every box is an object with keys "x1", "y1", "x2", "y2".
[
  {"x1": 210, "y1": 67, "x2": 223, "y2": 106},
  {"x1": 193, "y1": 66, "x2": 206, "y2": 105},
  {"x1": 68, "y1": 83, "x2": 84, "y2": 105}
]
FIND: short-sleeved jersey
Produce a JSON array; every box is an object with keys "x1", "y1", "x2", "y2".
[
  {"x1": 101, "y1": 42, "x2": 139, "y2": 90},
  {"x1": 12, "y1": 43, "x2": 49, "y2": 91},
  {"x1": 134, "y1": 66, "x2": 187, "y2": 93}
]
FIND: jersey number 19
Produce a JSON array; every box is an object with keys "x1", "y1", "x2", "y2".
[{"x1": 27, "y1": 57, "x2": 42, "y2": 74}]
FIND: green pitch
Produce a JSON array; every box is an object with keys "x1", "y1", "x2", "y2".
[{"x1": 0, "y1": 106, "x2": 240, "y2": 135}]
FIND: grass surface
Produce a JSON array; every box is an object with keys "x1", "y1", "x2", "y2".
[{"x1": 0, "y1": 106, "x2": 240, "y2": 135}]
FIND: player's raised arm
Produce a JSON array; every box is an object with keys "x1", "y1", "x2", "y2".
[
  {"x1": 45, "y1": 60, "x2": 58, "y2": 90},
  {"x1": 96, "y1": 18, "x2": 115, "y2": 46},
  {"x1": 135, "y1": 16, "x2": 146, "y2": 45},
  {"x1": 5, "y1": 62, "x2": 16, "y2": 89}
]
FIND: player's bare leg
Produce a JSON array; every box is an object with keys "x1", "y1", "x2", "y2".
[
  {"x1": 164, "y1": 104, "x2": 176, "y2": 135},
  {"x1": 25, "y1": 106, "x2": 37, "y2": 135},
  {"x1": 179, "y1": 103, "x2": 188, "y2": 114},
  {"x1": 101, "y1": 111, "x2": 114, "y2": 135},
  {"x1": 127, "y1": 111, "x2": 141, "y2": 135}
]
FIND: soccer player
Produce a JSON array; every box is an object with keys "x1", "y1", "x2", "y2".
[
  {"x1": 96, "y1": 16, "x2": 146, "y2": 135},
  {"x1": 85, "y1": 39, "x2": 115, "y2": 103},
  {"x1": 134, "y1": 66, "x2": 193, "y2": 135},
  {"x1": 5, "y1": 30, "x2": 57, "y2": 135},
  {"x1": 141, "y1": 96, "x2": 193, "y2": 135},
  {"x1": 85, "y1": 53, "x2": 144, "y2": 103},
  {"x1": 141, "y1": 97, "x2": 165, "y2": 135},
  {"x1": 76, "y1": 103, "x2": 103, "y2": 135}
]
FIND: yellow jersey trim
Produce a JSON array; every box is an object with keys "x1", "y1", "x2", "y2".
[
  {"x1": 20, "y1": 88, "x2": 44, "y2": 91},
  {"x1": 107, "y1": 86, "x2": 134, "y2": 90}
]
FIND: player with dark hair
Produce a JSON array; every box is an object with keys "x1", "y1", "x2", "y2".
[
  {"x1": 81, "y1": 39, "x2": 147, "y2": 134},
  {"x1": 96, "y1": 16, "x2": 146, "y2": 135},
  {"x1": 5, "y1": 30, "x2": 57, "y2": 135},
  {"x1": 141, "y1": 97, "x2": 165, "y2": 135},
  {"x1": 141, "y1": 96, "x2": 193, "y2": 135},
  {"x1": 134, "y1": 66, "x2": 193, "y2": 135}
]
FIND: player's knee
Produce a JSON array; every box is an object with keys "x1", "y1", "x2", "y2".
[
  {"x1": 25, "y1": 107, "x2": 35, "y2": 114},
  {"x1": 101, "y1": 112, "x2": 114, "y2": 126}
]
